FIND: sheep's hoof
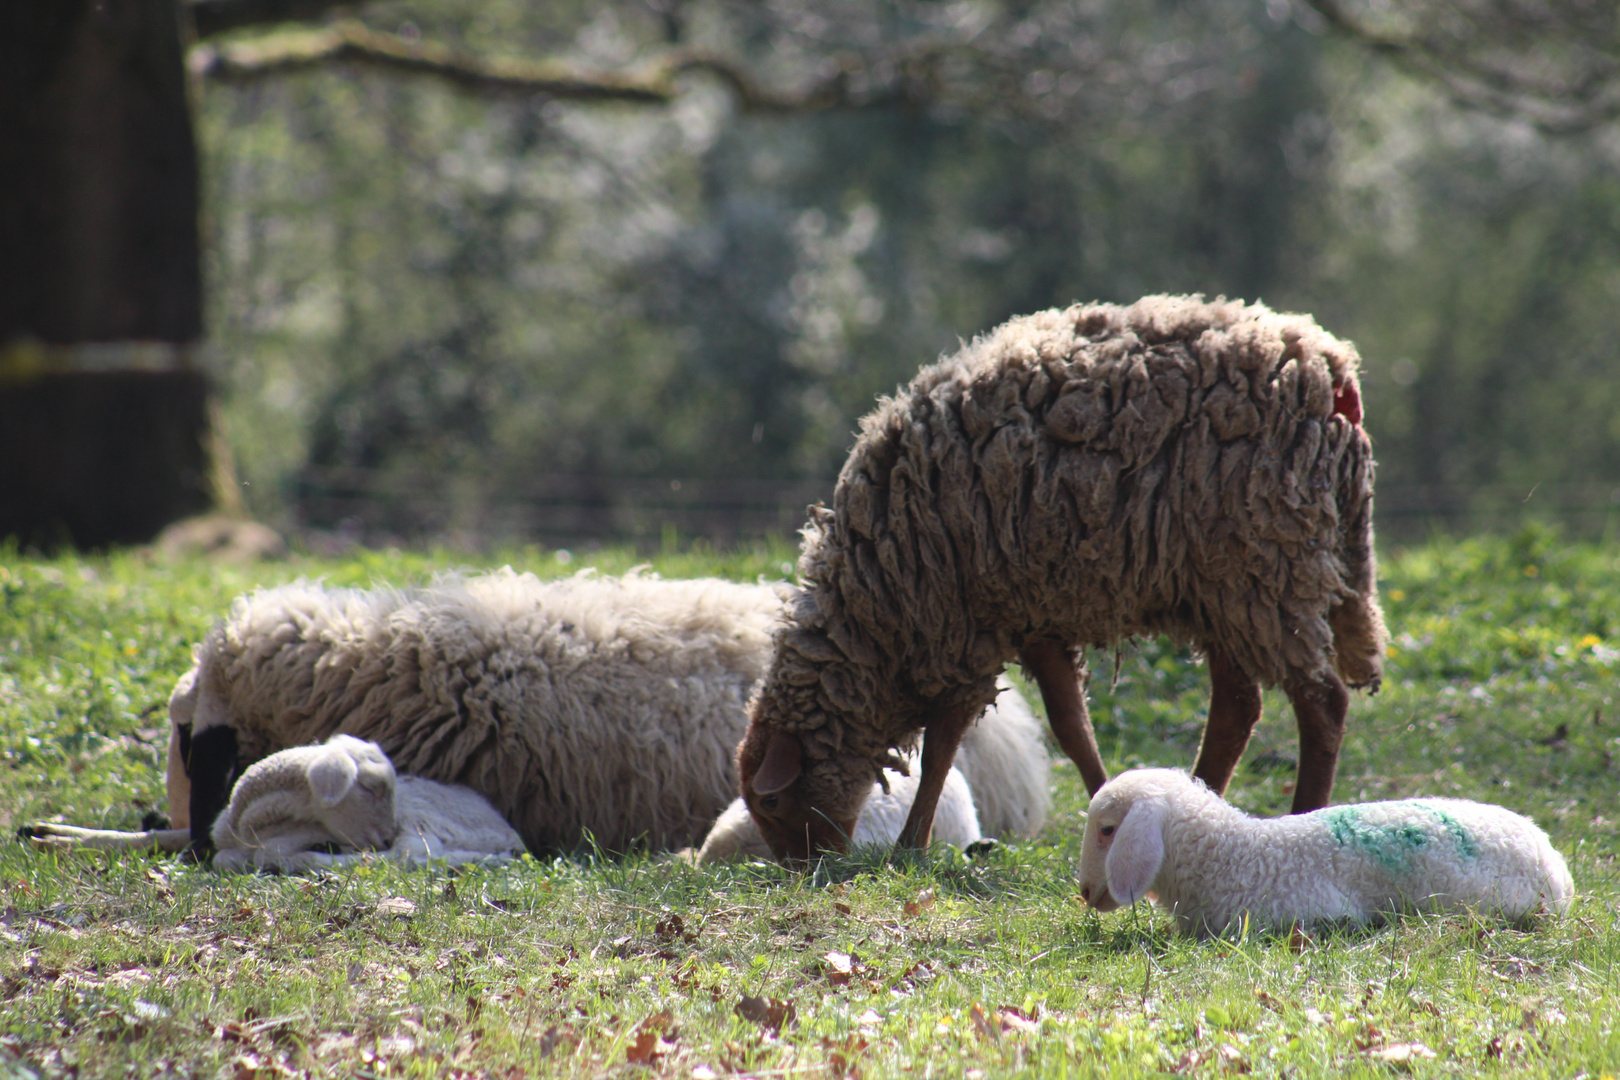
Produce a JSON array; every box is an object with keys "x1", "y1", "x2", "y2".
[{"x1": 964, "y1": 838, "x2": 1001, "y2": 859}]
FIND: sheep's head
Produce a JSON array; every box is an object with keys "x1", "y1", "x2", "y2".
[
  {"x1": 737, "y1": 725, "x2": 861, "y2": 864},
  {"x1": 306, "y1": 735, "x2": 399, "y2": 851},
  {"x1": 1077, "y1": 769, "x2": 1181, "y2": 913}
]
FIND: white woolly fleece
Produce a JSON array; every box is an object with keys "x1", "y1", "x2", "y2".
[
  {"x1": 171, "y1": 569, "x2": 791, "y2": 852},
  {"x1": 33, "y1": 735, "x2": 524, "y2": 872},
  {"x1": 697, "y1": 762, "x2": 980, "y2": 863},
  {"x1": 212, "y1": 735, "x2": 524, "y2": 872},
  {"x1": 1077, "y1": 768, "x2": 1574, "y2": 938},
  {"x1": 696, "y1": 678, "x2": 1047, "y2": 862}
]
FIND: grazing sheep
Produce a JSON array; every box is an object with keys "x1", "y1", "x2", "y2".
[
  {"x1": 738, "y1": 294, "x2": 1386, "y2": 861},
  {"x1": 31, "y1": 735, "x2": 524, "y2": 872},
  {"x1": 1076, "y1": 768, "x2": 1574, "y2": 937},
  {"x1": 696, "y1": 678, "x2": 1047, "y2": 862},
  {"x1": 167, "y1": 569, "x2": 790, "y2": 853}
]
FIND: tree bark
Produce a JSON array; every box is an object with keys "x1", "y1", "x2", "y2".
[{"x1": 0, "y1": 0, "x2": 201, "y2": 345}]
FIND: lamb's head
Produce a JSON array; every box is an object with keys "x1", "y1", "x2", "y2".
[
  {"x1": 736, "y1": 722, "x2": 868, "y2": 864},
  {"x1": 303, "y1": 735, "x2": 399, "y2": 850},
  {"x1": 1077, "y1": 769, "x2": 1195, "y2": 913}
]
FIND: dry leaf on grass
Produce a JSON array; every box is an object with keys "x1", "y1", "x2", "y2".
[
  {"x1": 1369, "y1": 1042, "x2": 1436, "y2": 1065},
  {"x1": 231, "y1": 1050, "x2": 297, "y2": 1080},
  {"x1": 997, "y1": 1006, "x2": 1039, "y2": 1035},
  {"x1": 655, "y1": 913, "x2": 697, "y2": 943},
  {"x1": 375, "y1": 896, "x2": 416, "y2": 920},
  {"x1": 538, "y1": 1024, "x2": 579, "y2": 1059},
  {"x1": 970, "y1": 1004, "x2": 1040, "y2": 1041},
  {"x1": 969, "y1": 1004, "x2": 998, "y2": 1041},
  {"x1": 822, "y1": 951, "x2": 857, "y2": 986},
  {"x1": 902, "y1": 889, "x2": 935, "y2": 918},
  {"x1": 735, "y1": 995, "x2": 796, "y2": 1034},
  {"x1": 823, "y1": 1033, "x2": 870, "y2": 1078},
  {"x1": 626, "y1": 1020, "x2": 678, "y2": 1067}
]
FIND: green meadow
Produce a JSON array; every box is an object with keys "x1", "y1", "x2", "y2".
[{"x1": 1, "y1": 531, "x2": 1616, "y2": 1078}]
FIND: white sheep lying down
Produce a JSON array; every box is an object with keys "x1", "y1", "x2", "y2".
[
  {"x1": 168, "y1": 569, "x2": 790, "y2": 853},
  {"x1": 1078, "y1": 769, "x2": 1573, "y2": 938},
  {"x1": 697, "y1": 679, "x2": 1049, "y2": 862},
  {"x1": 31, "y1": 735, "x2": 524, "y2": 872},
  {"x1": 165, "y1": 567, "x2": 1055, "y2": 857}
]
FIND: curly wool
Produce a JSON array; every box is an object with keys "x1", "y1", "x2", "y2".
[
  {"x1": 178, "y1": 569, "x2": 788, "y2": 852},
  {"x1": 1077, "y1": 769, "x2": 1574, "y2": 937},
  {"x1": 747, "y1": 294, "x2": 1386, "y2": 826}
]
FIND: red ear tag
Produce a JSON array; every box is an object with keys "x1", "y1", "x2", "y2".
[{"x1": 1332, "y1": 381, "x2": 1362, "y2": 426}]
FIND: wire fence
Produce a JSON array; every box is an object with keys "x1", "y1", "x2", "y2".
[
  {"x1": 290, "y1": 468, "x2": 1620, "y2": 550},
  {"x1": 293, "y1": 468, "x2": 836, "y2": 549}
]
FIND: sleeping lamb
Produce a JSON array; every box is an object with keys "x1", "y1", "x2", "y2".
[{"x1": 30, "y1": 734, "x2": 523, "y2": 871}]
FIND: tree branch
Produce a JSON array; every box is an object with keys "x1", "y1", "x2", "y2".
[
  {"x1": 190, "y1": 0, "x2": 357, "y2": 40},
  {"x1": 1301, "y1": 0, "x2": 1620, "y2": 134},
  {"x1": 187, "y1": 18, "x2": 925, "y2": 112}
]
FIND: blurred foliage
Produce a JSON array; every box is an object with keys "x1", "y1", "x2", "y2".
[{"x1": 193, "y1": 0, "x2": 1620, "y2": 542}]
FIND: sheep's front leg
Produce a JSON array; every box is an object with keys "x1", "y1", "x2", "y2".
[
  {"x1": 1285, "y1": 669, "x2": 1349, "y2": 813},
  {"x1": 1191, "y1": 645, "x2": 1263, "y2": 796},
  {"x1": 1020, "y1": 640, "x2": 1109, "y2": 796},
  {"x1": 186, "y1": 725, "x2": 240, "y2": 848},
  {"x1": 895, "y1": 703, "x2": 977, "y2": 851}
]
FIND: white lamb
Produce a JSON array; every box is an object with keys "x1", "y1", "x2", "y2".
[
  {"x1": 31, "y1": 735, "x2": 524, "y2": 872},
  {"x1": 697, "y1": 760, "x2": 980, "y2": 863},
  {"x1": 696, "y1": 678, "x2": 1047, "y2": 862},
  {"x1": 1077, "y1": 768, "x2": 1573, "y2": 938}
]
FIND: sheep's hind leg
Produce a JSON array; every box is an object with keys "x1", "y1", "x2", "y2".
[
  {"x1": 23, "y1": 823, "x2": 191, "y2": 854},
  {"x1": 895, "y1": 702, "x2": 977, "y2": 852},
  {"x1": 1020, "y1": 640, "x2": 1109, "y2": 797},
  {"x1": 1191, "y1": 645, "x2": 1263, "y2": 797},
  {"x1": 1285, "y1": 669, "x2": 1349, "y2": 813}
]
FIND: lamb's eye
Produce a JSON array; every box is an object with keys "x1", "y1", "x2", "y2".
[
  {"x1": 1100, "y1": 825, "x2": 1115, "y2": 837},
  {"x1": 760, "y1": 795, "x2": 779, "y2": 811}
]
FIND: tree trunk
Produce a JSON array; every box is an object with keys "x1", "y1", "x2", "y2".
[
  {"x1": 0, "y1": 1, "x2": 214, "y2": 550},
  {"x1": 0, "y1": 0, "x2": 201, "y2": 344},
  {"x1": 0, "y1": 371, "x2": 215, "y2": 551}
]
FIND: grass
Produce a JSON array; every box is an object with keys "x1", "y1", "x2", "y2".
[{"x1": 1, "y1": 529, "x2": 1618, "y2": 1078}]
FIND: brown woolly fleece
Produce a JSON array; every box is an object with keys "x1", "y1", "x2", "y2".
[{"x1": 738, "y1": 294, "x2": 1387, "y2": 853}]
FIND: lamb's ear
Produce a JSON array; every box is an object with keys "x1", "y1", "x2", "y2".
[
  {"x1": 751, "y1": 730, "x2": 803, "y2": 795},
  {"x1": 1105, "y1": 798, "x2": 1166, "y2": 905},
  {"x1": 307, "y1": 746, "x2": 360, "y2": 806}
]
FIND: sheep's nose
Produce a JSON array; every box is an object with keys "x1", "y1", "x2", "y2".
[{"x1": 1080, "y1": 884, "x2": 1091, "y2": 903}]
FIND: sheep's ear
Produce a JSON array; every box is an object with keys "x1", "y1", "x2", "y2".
[
  {"x1": 307, "y1": 746, "x2": 360, "y2": 807},
  {"x1": 752, "y1": 730, "x2": 803, "y2": 795},
  {"x1": 1105, "y1": 798, "x2": 1166, "y2": 905}
]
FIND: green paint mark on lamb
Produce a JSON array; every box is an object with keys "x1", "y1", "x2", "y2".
[
  {"x1": 1424, "y1": 805, "x2": 1480, "y2": 859},
  {"x1": 1321, "y1": 803, "x2": 1479, "y2": 874}
]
